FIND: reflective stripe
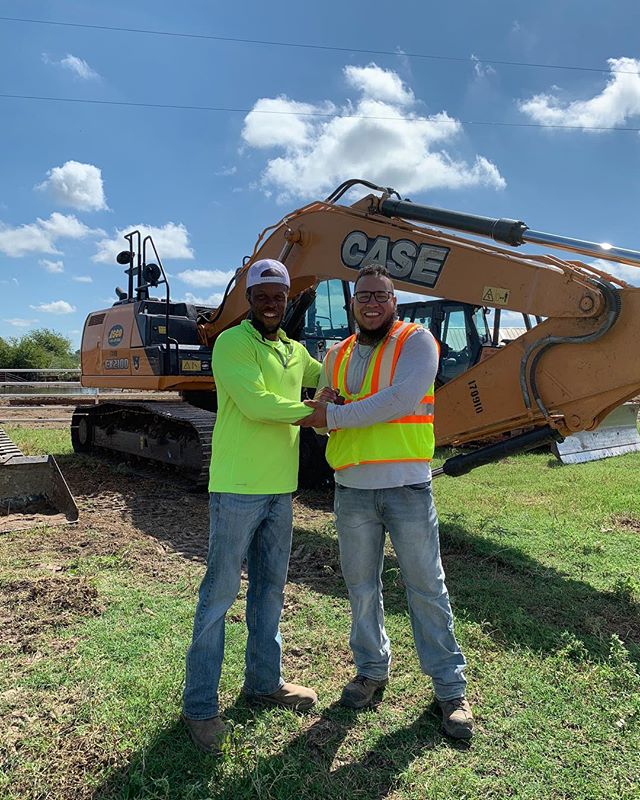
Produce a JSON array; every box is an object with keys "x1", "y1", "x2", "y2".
[
  {"x1": 389, "y1": 322, "x2": 420, "y2": 382},
  {"x1": 335, "y1": 456, "x2": 433, "y2": 470},
  {"x1": 371, "y1": 320, "x2": 404, "y2": 392},
  {"x1": 389, "y1": 414, "x2": 434, "y2": 424},
  {"x1": 325, "y1": 319, "x2": 437, "y2": 470},
  {"x1": 330, "y1": 337, "x2": 353, "y2": 388}
]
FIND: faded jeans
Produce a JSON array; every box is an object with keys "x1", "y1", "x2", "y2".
[
  {"x1": 183, "y1": 492, "x2": 293, "y2": 719},
  {"x1": 334, "y1": 482, "x2": 467, "y2": 701}
]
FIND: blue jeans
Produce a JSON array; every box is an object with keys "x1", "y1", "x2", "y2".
[
  {"x1": 183, "y1": 492, "x2": 293, "y2": 719},
  {"x1": 334, "y1": 482, "x2": 467, "y2": 701}
]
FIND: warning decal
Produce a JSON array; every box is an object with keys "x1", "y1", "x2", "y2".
[{"x1": 482, "y1": 286, "x2": 510, "y2": 305}]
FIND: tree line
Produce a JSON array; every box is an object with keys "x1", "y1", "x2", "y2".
[{"x1": 0, "y1": 329, "x2": 80, "y2": 370}]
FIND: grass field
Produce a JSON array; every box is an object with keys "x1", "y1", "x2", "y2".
[{"x1": 1, "y1": 426, "x2": 639, "y2": 799}]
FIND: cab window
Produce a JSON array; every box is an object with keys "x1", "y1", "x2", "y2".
[{"x1": 301, "y1": 280, "x2": 351, "y2": 359}]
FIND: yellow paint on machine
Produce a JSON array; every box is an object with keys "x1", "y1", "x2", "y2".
[{"x1": 181, "y1": 359, "x2": 202, "y2": 372}]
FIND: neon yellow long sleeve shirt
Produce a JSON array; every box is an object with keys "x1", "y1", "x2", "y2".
[{"x1": 209, "y1": 320, "x2": 322, "y2": 494}]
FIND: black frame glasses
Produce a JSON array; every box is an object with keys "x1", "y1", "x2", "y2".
[{"x1": 354, "y1": 290, "x2": 394, "y2": 304}]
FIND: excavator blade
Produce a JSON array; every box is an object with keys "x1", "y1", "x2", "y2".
[
  {"x1": 552, "y1": 403, "x2": 640, "y2": 465},
  {"x1": 0, "y1": 428, "x2": 79, "y2": 533}
]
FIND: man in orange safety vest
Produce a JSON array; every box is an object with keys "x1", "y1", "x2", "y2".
[{"x1": 300, "y1": 263, "x2": 474, "y2": 740}]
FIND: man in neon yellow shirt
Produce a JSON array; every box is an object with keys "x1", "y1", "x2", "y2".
[{"x1": 182, "y1": 260, "x2": 322, "y2": 753}]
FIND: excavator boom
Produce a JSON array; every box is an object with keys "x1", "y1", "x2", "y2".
[
  {"x1": 76, "y1": 179, "x2": 640, "y2": 482},
  {"x1": 200, "y1": 186, "x2": 640, "y2": 447}
]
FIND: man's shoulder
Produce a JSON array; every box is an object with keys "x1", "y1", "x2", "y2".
[
  {"x1": 213, "y1": 323, "x2": 256, "y2": 359},
  {"x1": 215, "y1": 322, "x2": 253, "y2": 345},
  {"x1": 289, "y1": 338, "x2": 317, "y2": 359},
  {"x1": 398, "y1": 325, "x2": 438, "y2": 359},
  {"x1": 404, "y1": 325, "x2": 436, "y2": 344}
]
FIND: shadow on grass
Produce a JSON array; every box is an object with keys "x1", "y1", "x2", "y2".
[
  {"x1": 59, "y1": 455, "x2": 639, "y2": 662},
  {"x1": 93, "y1": 700, "x2": 459, "y2": 800},
  {"x1": 287, "y1": 522, "x2": 640, "y2": 664}
]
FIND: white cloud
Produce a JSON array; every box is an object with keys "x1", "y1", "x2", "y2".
[
  {"x1": 214, "y1": 166, "x2": 237, "y2": 176},
  {"x1": 40, "y1": 258, "x2": 64, "y2": 273},
  {"x1": 179, "y1": 291, "x2": 224, "y2": 307},
  {"x1": 588, "y1": 258, "x2": 640, "y2": 287},
  {"x1": 241, "y1": 63, "x2": 505, "y2": 201},
  {"x1": 0, "y1": 212, "x2": 100, "y2": 257},
  {"x1": 4, "y1": 318, "x2": 38, "y2": 328},
  {"x1": 72, "y1": 275, "x2": 93, "y2": 283},
  {"x1": 471, "y1": 55, "x2": 496, "y2": 79},
  {"x1": 42, "y1": 52, "x2": 100, "y2": 80},
  {"x1": 0, "y1": 277, "x2": 20, "y2": 286},
  {"x1": 243, "y1": 97, "x2": 334, "y2": 149},
  {"x1": 494, "y1": 309, "x2": 527, "y2": 327},
  {"x1": 395, "y1": 290, "x2": 431, "y2": 304},
  {"x1": 37, "y1": 160, "x2": 108, "y2": 211},
  {"x1": 29, "y1": 300, "x2": 77, "y2": 314},
  {"x1": 177, "y1": 269, "x2": 235, "y2": 288},
  {"x1": 93, "y1": 223, "x2": 194, "y2": 264},
  {"x1": 519, "y1": 57, "x2": 640, "y2": 129},
  {"x1": 344, "y1": 64, "x2": 414, "y2": 105}
]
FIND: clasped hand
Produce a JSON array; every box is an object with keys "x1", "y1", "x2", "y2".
[{"x1": 295, "y1": 387, "x2": 343, "y2": 428}]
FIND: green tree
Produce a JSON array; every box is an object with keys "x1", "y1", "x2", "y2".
[
  {"x1": 0, "y1": 336, "x2": 13, "y2": 368},
  {"x1": 7, "y1": 329, "x2": 79, "y2": 370}
]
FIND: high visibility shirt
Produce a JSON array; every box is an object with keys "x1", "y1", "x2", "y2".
[
  {"x1": 325, "y1": 320, "x2": 436, "y2": 471},
  {"x1": 209, "y1": 320, "x2": 321, "y2": 494}
]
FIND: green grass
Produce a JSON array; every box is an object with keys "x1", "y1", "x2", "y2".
[
  {"x1": 1, "y1": 428, "x2": 639, "y2": 799},
  {"x1": 3, "y1": 426, "x2": 73, "y2": 457}
]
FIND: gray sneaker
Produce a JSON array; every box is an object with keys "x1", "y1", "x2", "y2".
[
  {"x1": 181, "y1": 714, "x2": 228, "y2": 753},
  {"x1": 439, "y1": 697, "x2": 474, "y2": 739},
  {"x1": 340, "y1": 675, "x2": 388, "y2": 709}
]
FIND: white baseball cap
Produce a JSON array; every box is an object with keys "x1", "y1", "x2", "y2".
[{"x1": 246, "y1": 259, "x2": 290, "y2": 289}]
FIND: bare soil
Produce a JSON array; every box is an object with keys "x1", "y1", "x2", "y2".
[{"x1": 0, "y1": 432, "x2": 336, "y2": 655}]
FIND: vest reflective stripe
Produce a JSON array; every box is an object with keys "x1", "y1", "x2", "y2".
[{"x1": 324, "y1": 320, "x2": 436, "y2": 470}]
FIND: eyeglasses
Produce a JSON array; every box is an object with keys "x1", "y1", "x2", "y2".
[{"x1": 354, "y1": 290, "x2": 394, "y2": 304}]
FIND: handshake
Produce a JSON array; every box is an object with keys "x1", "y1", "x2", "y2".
[{"x1": 295, "y1": 387, "x2": 344, "y2": 428}]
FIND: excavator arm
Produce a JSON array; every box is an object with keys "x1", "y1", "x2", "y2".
[{"x1": 200, "y1": 184, "x2": 640, "y2": 448}]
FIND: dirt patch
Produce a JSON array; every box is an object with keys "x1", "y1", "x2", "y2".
[
  {"x1": 611, "y1": 514, "x2": 640, "y2": 533},
  {"x1": 293, "y1": 489, "x2": 334, "y2": 524},
  {"x1": 288, "y1": 540, "x2": 341, "y2": 583},
  {"x1": 0, "y1": 508, "x2": 69, "y2": 533},
  {"x1": 0, "y1": 575, "x2": 103, "y2": 655}
]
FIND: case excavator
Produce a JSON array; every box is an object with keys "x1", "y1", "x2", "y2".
[{"x1": 71, "y1": 179, "x2": 640, "y2": 486}]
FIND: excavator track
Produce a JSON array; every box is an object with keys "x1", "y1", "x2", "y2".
[{"x1": 71, "y1": 401, "x2": 215, "y2": 488}]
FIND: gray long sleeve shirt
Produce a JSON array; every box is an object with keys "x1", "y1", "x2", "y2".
[{"x1": 317, "y1": 327, "x2": 439, "y2": 489}]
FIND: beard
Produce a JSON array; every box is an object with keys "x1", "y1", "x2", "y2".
[
  {"x1": 357, "y1": 313, "x2": 397, "y2": 346},
  {"x1": 249, "y1": 311, "x2": 282, "y2": 339}
]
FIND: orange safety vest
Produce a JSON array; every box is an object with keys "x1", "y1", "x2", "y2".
[{"x1": 324, "y1": 320, "x2": 436, "y2": 471}]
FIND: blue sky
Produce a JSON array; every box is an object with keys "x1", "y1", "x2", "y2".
[{"x1": 1, "y1": 0, "x2": 640, "y2": 348}]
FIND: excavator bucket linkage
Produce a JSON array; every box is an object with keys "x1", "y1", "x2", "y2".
[
  {"x1": 552, "y1": 403, "x2": 640, "y2": 465},
  {"x1": 0, "y1": 427, "x2": 78, "y2": 533}
]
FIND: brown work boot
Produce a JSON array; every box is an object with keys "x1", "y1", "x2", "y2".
[
  {"x1": 439, "y1": 697, "x2": 474, "y2": 739},
  {"x1": 339, "y1": 675, "x2": 388, "y2": 709},
  {"x1": 181, "y1": 714, "x2": 228, "y2": 753},
  {"x1": 244, "y1": 682, "x2": 317, "y2": 711}
]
